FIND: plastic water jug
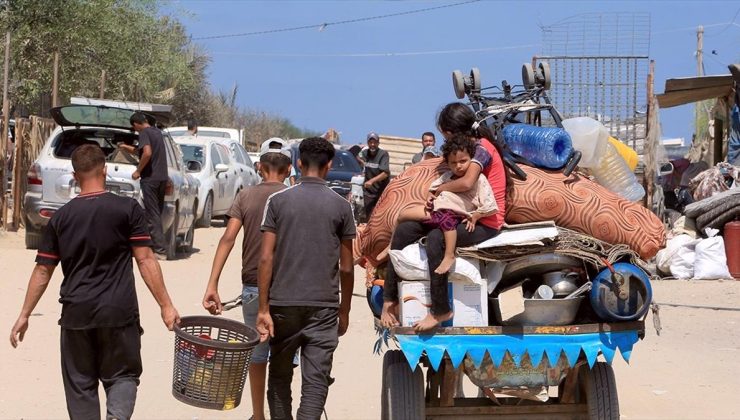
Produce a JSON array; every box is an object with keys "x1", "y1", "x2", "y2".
[
  {"x1": 561, "y1": 117, "x2": 609, "y2": 168},
  {"x1": 501, "y1": 124, "x2": 573, "y2": 169},
  {"x1": 590, "y1": 263, "x2": 652, "y2": 322},
  {"x1": 609, "y1": 137, "x2": 639, "y2": 171},
  {"x1": 590, "y1": 143, "x2": 646, "y2": 202}
]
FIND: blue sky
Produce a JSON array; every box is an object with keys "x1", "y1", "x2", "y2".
[{"x1": 169, "y1": 0, "x2": 740, "y2": 146}]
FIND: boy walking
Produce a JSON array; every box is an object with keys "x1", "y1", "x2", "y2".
[
  {"x1": 256, "y1": 137, "x2": 356, "y2": 420},
  {"x1": 202, "y1": 138, "x2": 292, "y2": 420},
  {"x1": 9, "y1": 144, "x2": 180, "y2": 420}
]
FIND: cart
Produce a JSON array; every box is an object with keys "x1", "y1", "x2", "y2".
[{"x1": 379, "y1": 320, "x2": 644, "y2": 420}]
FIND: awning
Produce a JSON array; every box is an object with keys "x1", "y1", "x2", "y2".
[{"x1": 656, "y1": 74, "x2": 734, "y2": 108}]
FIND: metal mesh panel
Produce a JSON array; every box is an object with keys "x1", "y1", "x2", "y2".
[
  {"x1": 535, "y1": 13, "x2": 651, "y2": 154},
  {"x1": 172, "y1": 316, "x2": 259, "y2": 410}
]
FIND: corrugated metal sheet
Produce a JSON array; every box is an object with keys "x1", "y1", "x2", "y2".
[{"x1": 378, "y1": 135, "x2": 424, "y2": 176}]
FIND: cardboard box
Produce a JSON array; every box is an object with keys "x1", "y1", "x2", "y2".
[{"x1": 399, "y1": 279, "x2": 488, "y2": 327}]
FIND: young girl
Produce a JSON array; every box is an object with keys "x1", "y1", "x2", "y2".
[{"x1": 398, "y1": 133, "x2": 498, "y2": 275}]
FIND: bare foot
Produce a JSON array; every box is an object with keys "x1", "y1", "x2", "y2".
[
  {"x1": 434, "y1": 255, "x2": 455, "y2": 274},
  {"x1": 413, "y1": 311, "x2": 453, "y2": 332},
  {"x1": 380, "y1": 301, "x2": 400, "y2": 328}
]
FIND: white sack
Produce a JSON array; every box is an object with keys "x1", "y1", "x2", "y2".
[
  {"x1": 389, "y1": 243, "x2": 429, "y2": 281},
  {"x1": 694, "y1": 236, "x2": 733, "y2": 279},
  {"x1": 669, "y1": 239, "x2": 700, "y2": 279},
  {"x1": 656, "y1": 234, "x2": 695, "y2": 274}
]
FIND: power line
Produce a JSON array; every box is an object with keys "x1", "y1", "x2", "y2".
[
  {"x1": 210, "y1": 44, "x2": 538, "y2": 58},
  {"x1": 192, "y1": 0, "x2": 480, "y2": 40}
]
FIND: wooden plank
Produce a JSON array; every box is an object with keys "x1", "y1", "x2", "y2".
[
  {"x1": 664, "y1": 74, "x2": 732, "y2": 92},
  {"x1": 657, "y1": 85, "x2": 733, "y2": 108},
  {"x1": 440, "y1": 359, "x2": 455, "y2": 407},
  {"x1": 426, "y1": 398, "x2": 588, "y2": 417},
  {"x1": 559, "y1": 364, "x2": 582, "y2": 404},
  {"x1": 391, "y1": 321, "x2": 645, "y2": 336}
]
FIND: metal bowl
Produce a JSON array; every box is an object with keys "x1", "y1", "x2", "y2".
[
  {"x1": 490, "y1": 296, "x2": 584, "y2": 326},
  {"x1": 543, "y1": 271, "x2": 579, "y2": 297}
]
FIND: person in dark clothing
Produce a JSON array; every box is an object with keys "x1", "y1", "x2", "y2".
[
  {"x1": 119, "y1": 112, "x2": 169, "y2": 259},
  {"x1": 187, "y1": 119, "x2": 198, "y2": 136},
  {"x1": 411, "y1": 131, "x2": 436, "y2": 164},
  {"x1": 358, "y1": 132, "x2": 390, "y2": 219},
  {"x1": 256, "y1": 137, "x2": 356, "y2": 420},
  {"x1": 9, "y1": 144, "x2": 180, "y2": 420}
]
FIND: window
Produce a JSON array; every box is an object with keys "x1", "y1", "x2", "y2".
[
  {"x1": 210, "y1": 144, "x2": 222, "y2": 171},
  {"x1": 180, "y1": 145, "x2": 205, "y2": 167},
  {"x1": 217, "y1": 145, "x2": 231, "y2": 165},
  {"x1": 230, "y1": 143, "x2": 245, "y2": 165}
]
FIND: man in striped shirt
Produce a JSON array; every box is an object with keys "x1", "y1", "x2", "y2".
[{"x1": 9, "y1": 144, "x2": 179, "y2": 420}]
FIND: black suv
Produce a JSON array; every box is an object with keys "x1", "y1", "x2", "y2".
[{"x1": 289, "y1": 144, "x2": 363, "y2": 199}]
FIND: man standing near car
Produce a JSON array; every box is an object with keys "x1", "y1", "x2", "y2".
[
  {"x1": 119, "y1": 112, "x2": 169, "y2": 260},
  {"x1": 358, "y1": 132, "x2": 390, "y2": 219},
  {"x1": 411, "y1": 131, "x2": 436, "y2": 164},
  {"x1": 9, "y1": 144, "x2": 180, "y2": 420}
]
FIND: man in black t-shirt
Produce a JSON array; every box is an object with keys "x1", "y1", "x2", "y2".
[
  {"x1": 9, "y1": 144, "x2": 180, "y2": 420},
  {"x1": 120, "y1": 112, "x2": 169, "y2": 259},
  {"x1": 358, "y1": 132, "x2": 390, "y2": 219}
]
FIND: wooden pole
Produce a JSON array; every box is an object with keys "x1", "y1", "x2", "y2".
[
  {"x1": 52, "y1": 51, "x2": 59, "y2": 107},
  {"x1": 1, "y1": 31, "x2": 11, "y2": 231},
  {"x1": 645, "y1": 60, "x2": 656, "y2": 210},
  {"x1": 694, "y1": 26, "x2": 704, "y2": 144},
  {"x1": 99, "y1": 69, "x2": 106, "y2": 99},
  {"x1": 10, "y1": 119, "x2": 24, "y2": 232}
]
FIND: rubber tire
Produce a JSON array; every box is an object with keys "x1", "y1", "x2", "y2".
[
  {"x1": 166, "y1": 210, "x2": 178, "y2": 261},
  {"x1": 197, "y1": 193, "x2": 213, "y2": 228},
  {"x1": 522, "y1": 63, "x2": 535, "y2": 90},
  {"x1": 381, "y1": 350, "x2": 424, "y2": 420},
  {"x1": 452, "y1": 70, "x2": 466, "y2": 99},
  {"x1": 538, "y1": 62, "x2": 552, "y2": 90},
  {"x1": 470, "y1": 67, "x2": 481, "y2": 92},
  {"x1": 581, "y1": 362, "x2": 619, "y2": 420},
  {"x1": 179, "y1": 203, "x2": 196, "y2": 254},
  {"x1": 25, "y1": 229, "x2": 42, "y2": 250}
]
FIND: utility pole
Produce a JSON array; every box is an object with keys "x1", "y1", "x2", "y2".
[
  {"x1": 52, "y1": 51, "x2": 59, "y2": 107},
  {"x1": 694, "y1": 26, "x2": 704, "y2": 143}
]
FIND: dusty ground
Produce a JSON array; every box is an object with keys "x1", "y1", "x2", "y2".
[{"x1": 1, "y1": 226, "x2": 739, "y2": 419}]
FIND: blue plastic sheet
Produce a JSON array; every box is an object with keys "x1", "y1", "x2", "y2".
[
  {"x1": 729, "y1": 106, "x2": 740, "y2": 165},
  {"x1": 395, "y1": 330, "x2": 639, "y2": 371}
]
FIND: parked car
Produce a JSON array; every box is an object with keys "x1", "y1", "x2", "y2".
[
  {"x1": 167, "y1": 126, "x2": 242, "y2": 141},
  {"x1": 289, "y1": 144, "x2": 365, "y2": 221},
  {"x1": 24, "y1": 105, "x2": 198, "y2": 259},
  {"x1": 175, "y1": 136, "x2": 258, "y2": 227}
]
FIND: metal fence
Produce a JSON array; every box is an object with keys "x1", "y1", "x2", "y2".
[{"x1": 534, "y1": 13, "x2": 651, "y2": 154}]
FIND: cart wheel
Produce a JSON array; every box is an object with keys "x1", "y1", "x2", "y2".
[
  {"x1": 381, "y1": 350, "x2": 424, "y2": 420},
  {"x1": 470, "y1": 67, "x2": 481, "y2": 92},
  {"x1": 452, "y1": 70, "x2": 466, "y2": 99},
  {"x1": 580, "y1": 362, "x2": 619, "y2": 420},
  {"x1": 522, "y1": 63, "x2": 535, "y2": 90},
  {"x1": 538, "y1": 62, "x2": 552, "y2": 90}
]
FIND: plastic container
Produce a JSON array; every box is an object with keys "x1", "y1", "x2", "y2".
[
  {"x1": 609, "y1": 137, "x2": 638, "y2": 171},
  {"x1": 561, "y1": 117, "x2": 609, "y2": 168},
  {"x1": 172, "y1": 316, "x2": 260, "y2": 410},
  {"x1": 589, "y1": 142, "x2": 646, "y2": 201},
  {"x1": 725, "y1": 220, "x2": 740, "y2": 279},
  {"x1": 501, "y1": 124, "x2": 573, "y2": 169},
  {"x1": 590, "y1": 263, "x2": 652, "y2": 322}
]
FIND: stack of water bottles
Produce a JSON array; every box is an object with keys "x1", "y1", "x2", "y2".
[{"x1": 562, "y1": 117, "x2": 645, "y2": 202}]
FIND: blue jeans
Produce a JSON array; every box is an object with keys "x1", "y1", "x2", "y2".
[{"x1": 242, "y1": 285, "x2": 270, "y2": 364}]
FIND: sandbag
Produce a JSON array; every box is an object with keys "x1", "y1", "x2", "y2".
[
  {"x1": 669, "y1": 240, "x2": 699, "y2": 279},
  {"x1": 656, "y1": 234, "x2": 695, "y2": 274},
  {"x1": 388, "y1": 243, "x2": 429, "y2": 281},
  {"x1": 506, "y1": 166, "x2": 666, "y2": 259},
  {"x1": 694, "y1": 236, "x2": 733, "y2": 279}
]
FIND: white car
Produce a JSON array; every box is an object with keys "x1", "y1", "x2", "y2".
[
  {"x1": 175, "y1": 136, "x2": 258, "y2": 227},
  {"x1": 167, "y1": 126, "x2": 242, "y2": 141}
]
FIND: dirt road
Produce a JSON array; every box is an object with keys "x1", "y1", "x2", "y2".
[{"x1": 1, "y1": 226, "x2": 739, "y2": 419}]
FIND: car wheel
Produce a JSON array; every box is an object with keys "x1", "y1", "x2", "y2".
[
  {"x1": 179, "y1": 203, "x2": 196, "y2": 254},
  {"x1": 166, "y1": 210, "x2": 178, "y2": 260},
  {"x1": 197, "y1": 192, "x2": 213, "y2": 228}
]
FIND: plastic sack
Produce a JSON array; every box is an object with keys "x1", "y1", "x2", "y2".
[
  {"x1": 502, "y1": 124, "x2": 574, "y2": 169},
  {"x1": 694, "y1": 234, "x2": 733, "y2": 280},
  {"x1": 656, "y1": 234, "x2": 695, "y2": 274},
  {"x1": 389, "y1": 243, "x2": 429, "y2": 281},
  {"x1": 669, "y1": 239, "x2": 700, "y2": 279},
  {"x1": 448, "y1": 257, "x2": 483, "y2": 284}
]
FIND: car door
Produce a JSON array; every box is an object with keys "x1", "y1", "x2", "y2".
[
  {"x1": 216, "y1": 144, "x2": 238, "y2": 204},
  {"x1": 238, "y1": 145, "x2": 259, "y2": 186},
  {"x1": 209, "y1": 143, "x2": 229, "y2": 212}
]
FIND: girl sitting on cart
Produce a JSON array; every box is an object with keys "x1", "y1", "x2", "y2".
[
  {"x1": 397, "y1": 133, "x2": 498, "y2": 276},
  {"x1": 382, "y1": 102, "x2": 509, "y2": 332}
]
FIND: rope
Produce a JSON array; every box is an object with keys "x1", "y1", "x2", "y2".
[{"x1": 654, "y1": 302, "x2": 740, "y2": 312}]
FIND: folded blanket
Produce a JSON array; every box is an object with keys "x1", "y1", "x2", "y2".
[
  {"x1": 696, "y1": 202, "x2": 740, "y2": 231},
  {"x1": 685, "y1": 187, "x2": 740, "y2": 218}
]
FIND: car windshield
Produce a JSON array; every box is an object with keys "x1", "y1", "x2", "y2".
[
  {"x1": 292, "y1": 148, "x2": 361, "y2": 173},
  {"x1": 179, "y1": 145, "x2": 205, "y2": 168}
]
